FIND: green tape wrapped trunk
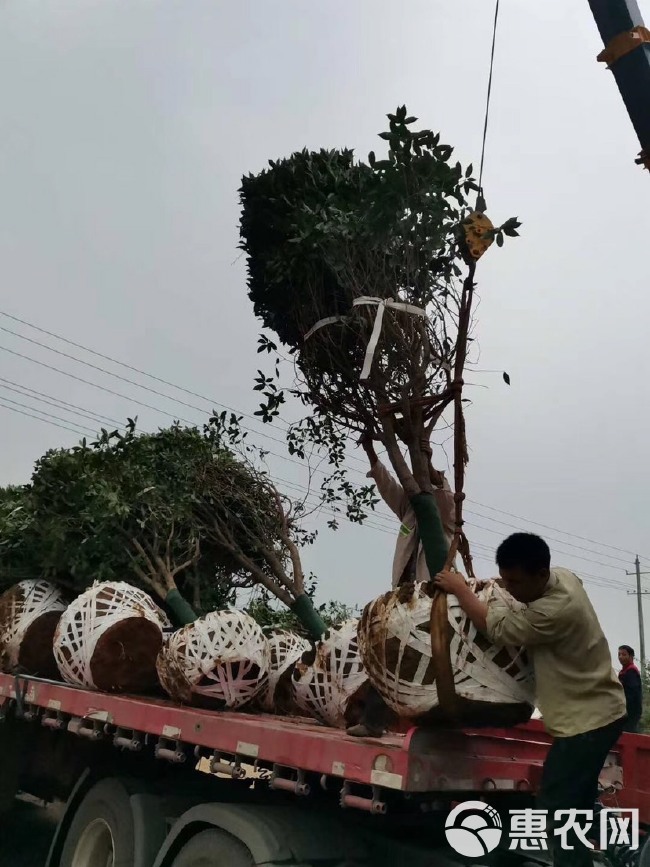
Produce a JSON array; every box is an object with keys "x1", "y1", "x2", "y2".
[
  {"x1": 165, "y1": 589, "x2": 198, "y2": 626},
  {"x1": 291, "y1": 593, "x2": 327, "y2": 641},
  {"x1": 410, "y1": 492, "x2": 450, "y2": 578}
]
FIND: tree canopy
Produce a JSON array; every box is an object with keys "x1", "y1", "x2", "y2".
[
  {"x1": 240, "y1": 106, "x2": 518, "y2": 453},
  {"x1": 0, "y1": 418, "x2": 328, "y2": 636},
  {"x1": 239, "y1": 106, "x2": 519, "y2": 572}
]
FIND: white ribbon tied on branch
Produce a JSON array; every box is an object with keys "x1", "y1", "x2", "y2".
[
  {"x1": 353, "y1": 297, "x2": 427, "y2": 380},
  {"x1": 303, "y1": 296, "x2": 427, "y2": 381}
]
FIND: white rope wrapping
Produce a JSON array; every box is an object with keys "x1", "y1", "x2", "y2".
[
  {"x1": 260, "y1": 629, "x2": 310, "y2": 713},
  {"x1": 353, "y1": 297, "x2": 428, "y2": 380},
  {"x1": 0, "y1": 580, "x2": 66, "y2": 671},
  {"x1": 292, "y1": 619, "x2": 368, "y2": 728},
  {"x1": 303, "y1": 296, "x2": 427, "y2": 381},
  {"x1": 358, "y1": 581, "x2": 534, "y2": 718},
  {"x1": 157, "y1": 609, "x2": 270, "y2": 710},
  {"x1": 53, "y1": 581, "x2": 167, "y2": 688}
]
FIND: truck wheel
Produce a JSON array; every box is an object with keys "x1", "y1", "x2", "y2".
[
  {"x1": 59, "y1": 778, "x2": 134, "y2": 867},
  {"x1": 171, "y1": 829, "x2": 253, "y2": 867}
]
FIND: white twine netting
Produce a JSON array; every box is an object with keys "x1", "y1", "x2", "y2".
[
  {"x1": 53, "y1": 581, "x2": 168, "y2": 688},
  {"x1": 0, "y1": 580, "x2": 67, "y2": 671},
  {"x1": 157, "y1": 609, "x2": 270, "y2": 709},
  {"x1": 292, "y1": 619, "x2": 368, "y2": 728},
  {"x1": 358, "y1": 580, "x2": 535, "y2": 719},
  {"x1": 260, "y1": 629, "x2": 310, "y2": 713}
]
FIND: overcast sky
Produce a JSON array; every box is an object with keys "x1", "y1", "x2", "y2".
[{"x1": 0, "y1": 0, "x2": 648, "y2": 661}]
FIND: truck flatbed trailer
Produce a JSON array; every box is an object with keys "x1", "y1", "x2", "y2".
[
  {"x1": 0, "y1": 673, "x2": 551, "y2": 800},
  {"x1": 1, "y1": 670, "x2": 648, "y2": 866}
]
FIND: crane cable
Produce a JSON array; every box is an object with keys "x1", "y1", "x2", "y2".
[{"x1": 477, "y1": 0, "x2": 501, "y2": 209}]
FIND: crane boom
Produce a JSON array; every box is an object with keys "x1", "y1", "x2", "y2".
[{"x1": 588, "y1": 0, "x2": 650, "y2": 170}]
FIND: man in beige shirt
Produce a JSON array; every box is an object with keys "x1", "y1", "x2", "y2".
[{"x1": 435, "y1": 532, "x2": 626, "y2": 867}]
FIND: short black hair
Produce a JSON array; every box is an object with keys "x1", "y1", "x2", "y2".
[
  {"x1": 496, "y1": 533, "x2": 551, "y2": 574},
  {"x1": 619, "y1": 645, "x2": 635, "y2": 658}
]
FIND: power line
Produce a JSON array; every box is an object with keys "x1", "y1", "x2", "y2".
[
  {"x1": 0, "y1": 379, "x2": 122, "y2": 429},
  {"x1": 463, "y1": 507, "x2": 635, "y2": 569},
  {"x1": 0, "y1": 342, "x2": 203, "y2": 422},
  {"x1": 0, "y1": 374, "x2": 391, "y2": 538},
  {"x1": 466, "y1": 497, "x2": 650, "y2": 564},
  {"x1": 230, "y1": 474, "x2": 633, "y2": 592},
  {"x1": 2, "y1": 310, "x2": 647, "y2": 567},
  {"x1": 2, "y1": 361, "x2": 643, "y2": 579},
  {"x1": 0, "y1": 402, "x2": 396, "y2": 542},
  {"x1": 465, "y1": 519, "x2": 630, "y2": 574},
  {"x1": 0, "y1": 324, "x2": 233, "y2": 416},
  {"x1": 468, "y1": 539, "x2": 632, "y2": 592},
  {"x1": 2, "y1": 373, "x2": 638, "y2": 580},
  {"x1": 0, "y1": 312, "x2": 290, "y2": 438},
  {"x1": 0, "y1": 394, "x2": 97, "y2": 435},
  {"x1": 0, "y1": 378, "x2": 632, "y2": 580},
  {"x1": 2, "y1": 335, "x2": 638, "y2": 570},
  {"x1": 0, "y1": 400, "x2": 633, "y2": 596},
  {"x1": 0, "y1": 401, "x2": 88, "y2": 437},
  {"x1": 0, "y1": 380, "x2": 399, "y2": 538},
  {"x1": 0, "y1": 365, "x2": 367, "y2": 512},
  {"x1": 0, "y1": 311, "x2": 449, "y2": 475},
  {"x1": 0, "y1": 340, "x2": 320, "y2": 466}
]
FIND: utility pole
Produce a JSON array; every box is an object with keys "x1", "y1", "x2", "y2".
[{"x1": 626, "y1": 555, "x2": 650, "y2": 670}]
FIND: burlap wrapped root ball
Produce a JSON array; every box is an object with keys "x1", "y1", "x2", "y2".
[
  {"x1": 358, "y1": 580, "x2": 535, "y2": 727},
  {"x1": 53, "y1": 582, "x2": 168, "y2": 693},
  {"x1": 0, "y1": 580, "x2": 67, "y2": 678},
  {"x1": 259, "y1": 629, "x2": 311, "y2": 715},
  {"x1": 292, "y1": 619, "x2": 370, "y2": 728},
  {"x1": 157, "y1": 609, "x2": 270, "y2": 710}
]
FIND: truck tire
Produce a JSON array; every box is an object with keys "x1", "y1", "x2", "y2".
[
  {"x1": 58, "y1": 778, "x2": 135, "y2": 867},
  {"x1": 171, "y1": 829, "x2": 253, "y2": 867}
]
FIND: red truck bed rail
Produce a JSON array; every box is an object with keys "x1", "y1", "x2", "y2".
[{"x1": 1, "y1": 671, "x2": 647, "y2": 821}]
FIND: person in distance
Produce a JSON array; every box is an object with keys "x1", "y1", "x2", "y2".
[{"x1": 618, "y1": 644, "x2": 642, "y2": 734}]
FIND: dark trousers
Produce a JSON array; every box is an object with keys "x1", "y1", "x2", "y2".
[
  {"x1": 537, "y1": 716, "x2": 625, "y2": 866},
  {"x1": 360, "y1": 684, "x2": 397, "y2": 731},
  {"x1": 623, "y1": 715, "x2": 640, "y2": 734}
]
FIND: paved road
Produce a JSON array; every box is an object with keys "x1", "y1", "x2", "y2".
[{"x1": 0, "y1": 799, "x2": 62, "y2": 867}]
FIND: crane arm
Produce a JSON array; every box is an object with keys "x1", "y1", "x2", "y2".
[{"x1": 588, "y1": 0, "x2": 650, "y2": 170}]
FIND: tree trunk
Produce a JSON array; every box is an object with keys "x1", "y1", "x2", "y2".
[{"x1": 192, "y1": 574, "x2": 202, "y2": 613}]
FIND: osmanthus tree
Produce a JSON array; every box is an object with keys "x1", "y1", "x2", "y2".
[
  {"x1": 0, "y1": 419, "x2": 330, "y2": 638},
  {"x1": 21, "y1": 421, "x2": 211, "y2": 624},
  {"x1": 193, "y1": 413, "x2": 329, "y2": 639},
  {"x1": 239, "y1": 106, "x2": 519, "y2": 706}
]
